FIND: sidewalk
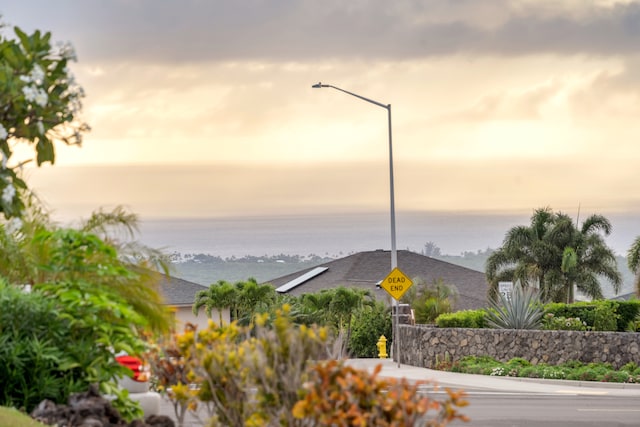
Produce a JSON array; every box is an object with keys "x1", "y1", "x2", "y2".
[{"x1": 345, "y1": 358, "x2": 640, "y2": 397}]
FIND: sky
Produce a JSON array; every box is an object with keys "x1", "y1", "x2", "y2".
[{"x1": 2, "y1": 1, "x2": 640, "y2": 240}]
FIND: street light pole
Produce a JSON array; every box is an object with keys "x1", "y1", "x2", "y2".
[{"x1": 311, "y1": 82, "x2": 399, "y2": 366}]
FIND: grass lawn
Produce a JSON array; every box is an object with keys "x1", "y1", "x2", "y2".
[{"x1": 0, "y1": 407, "x2": 44, "y2": 427}]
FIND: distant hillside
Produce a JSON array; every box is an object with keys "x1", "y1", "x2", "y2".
[{"x1": 168, "y1": 252, "x2": 332, "y2": 285}]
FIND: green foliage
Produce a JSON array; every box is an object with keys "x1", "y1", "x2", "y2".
[
  {"x1": 0, "y1": 208, "x2": 169, "y2": 420},
  {"x1": 0, "y1": 25, "x2": 89, "y2": 219},
  {"x1": 628, "y1": 236, "x2": 640, "y2": 296},
  {"x1": 625, "y1": 313, "x2": 640, "y2": 332},
  {"x1": 541, "y1": 313, "x2": 587, "y2": 331},
  {"x1": 450, "y1": 356, "x2": 501, "y2": 375},
  {"x1": 486, "y1": 207, "x2": 621, "y2": 303},
  {"x1": 616, "y1": 300, "x2": 640, "y2": 331},
  {"x1": 442, "y1": 356, "x2": 640, "y2": 384},
  {"x1": 592, "y1": 300, "x2": 619, "y2": 331},
  {"x1": 621, "y1": 361, "x2": 640, "y2": 375},
  {"x1": 347, "y1": 301, "x2": 392, "y2": 358},
  {"x1": 438, "y1": 300, "x2": 640, "y2": 332},
  {"x1": 0, "y1": 281, "x2": 75, "y2": 411},
  {"x1": 436, "y1": 309, "x2": 487, "y2": 328},
  {"x1": 486, "y1": 286, "x2": 544, "y2": 330},
  {"x1": 401, "y1": 277, "x2": 457, "y2": 324},
  {"x1": 32, "y1": 228, "x2": 171, "y2": 333},
  {"x1": 0, "y1": 280, "x2": 144, "y2": 417},
  {"x1": 544, "y1": 302, "x2": 597, "y2": 328},
  {"x1": 193, "y1": 278, "x2": 278, "y2": 326},
  {"x1": 294, "y1": 286, "x2": 374, "y2": 358}
]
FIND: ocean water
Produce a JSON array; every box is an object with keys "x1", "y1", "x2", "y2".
[{"x1": 137, "y1": 211, "x2": 638, "y2": 258}]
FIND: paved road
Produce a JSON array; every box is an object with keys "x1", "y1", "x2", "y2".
[{"x1": 156, "y1": 358, "x2": 640, "y2": 426}]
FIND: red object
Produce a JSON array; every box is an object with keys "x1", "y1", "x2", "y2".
[{"x1": 116, "y1": 355, "x2": 148, "y2": 382}]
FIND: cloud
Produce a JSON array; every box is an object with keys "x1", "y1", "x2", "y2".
[{"x1": 4, "y1": 0, "x2": 640, "y2": 64}]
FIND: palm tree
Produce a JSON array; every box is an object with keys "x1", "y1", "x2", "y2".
[
  {"x1": 486, "y1": 207, "x2": 621, "y2": 303},
  {"x1": 560, "y1": 214, "x2": 621, "y2": 302},
  {"x1": 80, "y1": 205, "x2": 171, "y2": 275},
  {"x1": 628, "y1": 236, "x2": 640, "y2": 296},
  {"x1": 298, "y1": 287, "x2": 374, "y2": 357},
  {"x1": 487, "y1": 208, "x2": 562, "y2": 302},
  {"x1": 298, "y1": 290, "x2": 335, "y2": 326},
  {"x1": 192, "y1": 280, "x2": 238, "y2": 324},
  {"x1": 400, "y1": 277, "x2": 458, "y2": 323},
  {"x1": 234, "y1": 278, "x2": 277, "y2": 325},
  {"x1": 328, "y1": 287, "x2": 374, "y2": 356}
]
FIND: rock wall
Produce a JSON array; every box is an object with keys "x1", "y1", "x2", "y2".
[{"x1": 397, "y1": 325, "x2": 640, "y2": 369}]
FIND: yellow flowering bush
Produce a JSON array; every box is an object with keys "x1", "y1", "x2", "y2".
[{"x1": 150, "y1": 306, "x2": 469, "y2": 426}]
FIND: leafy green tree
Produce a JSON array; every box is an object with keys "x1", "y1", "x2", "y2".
[
  {"x1": 0, "y1": 199, "x2": 172, "y2": 333},
  {"x1": 486, "y1": 207, "x2": 621, "y2": 303},
  {"x1": 628, "y1": 236, "x2": 640, "y2": 297},
  {"x1": 0, "y1": 24, "x2": 88, "y2": 219}
]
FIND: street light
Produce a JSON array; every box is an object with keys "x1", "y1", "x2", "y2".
[
  {"x1": 311, "y1": 82, "x2": 397, "y2": 270},
  {"x1": 312, "y1": 82, "x2": 400, "y2": 366}
]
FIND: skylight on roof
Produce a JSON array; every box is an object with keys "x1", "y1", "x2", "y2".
[{"x1": 275, "y1": 266, "x2": 329, "y2": 293}]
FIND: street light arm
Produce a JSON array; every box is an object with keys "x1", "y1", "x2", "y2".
[{"x1": 311, "y1": 82, "x2": 389, "y2": 110}]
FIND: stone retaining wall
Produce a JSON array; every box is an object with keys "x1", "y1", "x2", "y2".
[{"x1": 397, "y1": 325, "x2": 640, "y2": 369}]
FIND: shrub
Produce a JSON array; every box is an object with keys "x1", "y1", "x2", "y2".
[
  {"x1": 0, "y1": 279, "x2": 144, "y2": 418},
  {"x1": 293, "y1": 360, "x2": 469, "y2": 427},
  {"x1": 519, "y1": 367, "x2": 541, "y2": 378},
  {"x1": 621, "y1": 362, "x2": 639, "y2": 375},
  {"x1": 506, "y1": 357, "x2": 531, "y2": 368},
  {"x1": 625, "y1": 314, "x2": 640, "y2": 332},
  {"x1": 601, "y1": 371, "x2": 631, "y2": 383},
  {"x1": 0, "y1": 281, "x2": 75, "y2": 411},
  {"x1": 541, "y1": 313, "x2": 588, "y2": 331},
  {"x1": 593, "y1": 301, "x2": 619, "y2": 331},
  {"x1": 155, "y1": 305, "x2": 470, "y2": 426},
  {"x1": 347, "y1": 301, "x2": 392, "y2": 358},
  {"x1": 436, "y1": 310, "x2": 486, "y2": 328},
  {"x1": 544, "y1": 302, "x2": 597, "y2": 328},
  {"x1": 616, "y1": 301, "x2": 640, "y2": 331}
]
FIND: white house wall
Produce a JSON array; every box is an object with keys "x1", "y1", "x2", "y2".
[{"x1": 173, "y1": 306, "x2": 230, "y2": 331}]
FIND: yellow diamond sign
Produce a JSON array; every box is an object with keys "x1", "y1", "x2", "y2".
[{"x1": 380, "y1": 267, "x2": 413, "y2": 300}]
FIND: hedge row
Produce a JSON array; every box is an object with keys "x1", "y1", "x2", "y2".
[{"x1": 435, "y1": 300, "x2": 640, "y2": 331}]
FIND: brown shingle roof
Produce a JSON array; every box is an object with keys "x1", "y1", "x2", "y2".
[
  {"x1": 150, "y1": 272, "x2": 208, "y2": 306},
  {"x1": 265, "y1": 250, "x2": 489, "y2": 311}
]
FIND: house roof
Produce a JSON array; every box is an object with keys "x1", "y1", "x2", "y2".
[
  {"x1": 152, "y1": 272, "x2": 208, "y2": 306},
  {"x1": 265, "y1": 250, "x2": 489, "y2": 311},
  {"x1": 610, "y1": 292, "x2": 636, "y2": 302}
]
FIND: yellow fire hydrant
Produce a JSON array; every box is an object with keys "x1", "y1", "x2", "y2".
[{"x1": 376, "y1": 335, "x2": 388, "y2": 359}]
